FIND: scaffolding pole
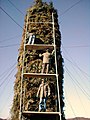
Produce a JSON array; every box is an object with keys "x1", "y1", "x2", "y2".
[
  {"x1": 20, "y1": 11, "x2": 29, "y2": 120},
  {"x1": 19, "y1": 44, "x2": 25, "y2": 120},
  {"x1": 52, "y1": 12, "x2": 61, "y2": 120}
]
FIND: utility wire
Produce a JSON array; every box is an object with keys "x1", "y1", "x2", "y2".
[
  {"x1": 63, "y1": 45, "x2": 90, "y2": 48},
  {"x1": 60, "y1": 0, "x2": 82, "y2": 16},
  {"x1": 0, "y1": 34, "x2": 21, "y2": 43},
  {"x1": 7, "y1": 0, "x2": 24, "y2": 15},
  {"x1": 63, "y1": 55, "x2": 90, "y2": 79},
  {"x1": 59, "y1": 0, "x2": 82, "y2": 24},
  {"x1": 0, "y1": 62, "x2": 16, "y2": 80},
  {"x1": 0, "y1": 65, "x2": 16, "y2": 116},
  {"x1": 72, "y1": 80, "x2": 87, "y2": 115},
  {"x1": 0, "y1": 6, "x2": 23, "y2": 29},
  {"x1": 0, "y1": 87, "x2": 13, "y2": 115},
  {"x1": 0, "y1": 66, "x2": 16, "y2": 87},
  {"x1": 0, "y1": 70, "x2": 14, "y2": 112},
  {"x1": 0, "y1": 73, "x2": 14, "y2": 97},
  {"x1": 64, "y1": 57, "x2": 90, "y2": 78},
  {"x1": 65, "y1": 90, "x2": 77, "y2": 118},
  {"x1": 64, "y1": 57, "x2": 90, "y2": 92},
  {"x1": 0, "y1": 43, "x2": 20, "y2": 48},
  {"x1": 65, "y1": 69, "x2": 87, "y2": 117},
  {"x1": 0, "y1": 72, "x2": 14, "y2": 113},
  {"x1": 65, "y1": 66, "x2": 90, "y2": 100},
  {"x1": 65, "y1": 68, "x2": 87, "y2": 115},
  {"x1": 62, "y1": 43, "x2": 90, "y2": 78}
]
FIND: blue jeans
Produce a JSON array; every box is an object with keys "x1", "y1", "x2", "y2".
[{"x1": 39, "y1": 97, "x2": 46, "y2": 112}]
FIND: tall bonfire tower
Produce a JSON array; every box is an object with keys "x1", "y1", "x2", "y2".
[{"x1": 11, "y1": 0, "x2": 65, "y2": 120}]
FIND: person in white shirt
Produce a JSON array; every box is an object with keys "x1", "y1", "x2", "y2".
[
  {"x1": 36, "y1": 79, "x2": 50, "y2": 112},
  {"x1": 40, "y1": 49, "x2": 54, "y2": 73}
]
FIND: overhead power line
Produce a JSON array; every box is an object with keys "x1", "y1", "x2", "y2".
[
  {"x1": 63, "y1": 45, "x2": 90, "y2": 48},
  {"x1": 71, "y1": 79, "x2": 87, "y2": 115},
  {"x1": 0, "y1": 62, "x2": 16, "y2": 80},
  {"x1": 7, "y1": 0, "x2": 24, "y2": 15},
  {"x1": 62, "y1": 43, "x2": 90, "y2": 78},
  {"x1": 64, "y1": 57, "x2": 90, "y2": 78},
  {"x1": 65, "y1": 91, "x2": 77, "y2": 118},
  {"x1": 0, "y1": 6, "x2": 23, "y2": 29},
  {"x1": 0, "y1": 88, "x2": 13, "y2": 115},
  {"x1": 0, "y1": 43, "x2": 20, "y2": 48},
  {"x1": 0, "y1": 66, "x2": 16, "y2": 87},
  {"x1": 60, "y1": 0, "x2": 82, "y2": 16},
  {"x1": 0, "y1": 75, "x2": 14, "y2": 98},
  {"x1": 65, "y1": 66, "x2": 90, "y2": 100},
  {"x1": 0, "y1": 34, "x2": 21, "y2": 43}
]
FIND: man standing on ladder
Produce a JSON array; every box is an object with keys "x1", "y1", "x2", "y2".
[
  {"x1": 36, "y1": 79, "x2": 50, "y2": 112},
  {"x1": 40, "y1": 49, "x2": 54, "y2": 73}
]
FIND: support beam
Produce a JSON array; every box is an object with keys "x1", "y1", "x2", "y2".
[
  {"x1": 25, "y1": 44, "x2": 54, "y2": 50},
  {"x1": 23, "y1": 73, "x2": 56, "y2": 79}
]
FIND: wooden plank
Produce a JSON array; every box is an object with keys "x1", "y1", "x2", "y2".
[
  {"x1": 25, "y1": 44, "x2": 54, "y2": 50},
  {"x1": 23, "y1": 73, "x2": 56, "y2": 78},
  {"x1": 22, "y1": 111, "x2": 60, "y2": 119},
  {"x1": 22, "y1": 111, "x2": 60, "y2": 115}
]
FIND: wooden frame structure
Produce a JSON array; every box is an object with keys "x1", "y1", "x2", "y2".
[{"x1": 20, "y1": 13, "x2": 61, "y2": 120}]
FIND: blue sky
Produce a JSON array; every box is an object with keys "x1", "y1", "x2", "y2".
[{"x1": 0, "y1": 0, "x2": 90, "y2": 119}]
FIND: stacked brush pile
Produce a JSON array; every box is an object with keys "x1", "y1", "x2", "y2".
[{"x1": 11, "y1": 0, "x2": 65, "y2": 120}]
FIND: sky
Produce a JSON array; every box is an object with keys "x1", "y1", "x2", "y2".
[{"x1": 0, "y1": 0, "x2": 90, "y2": 119}]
